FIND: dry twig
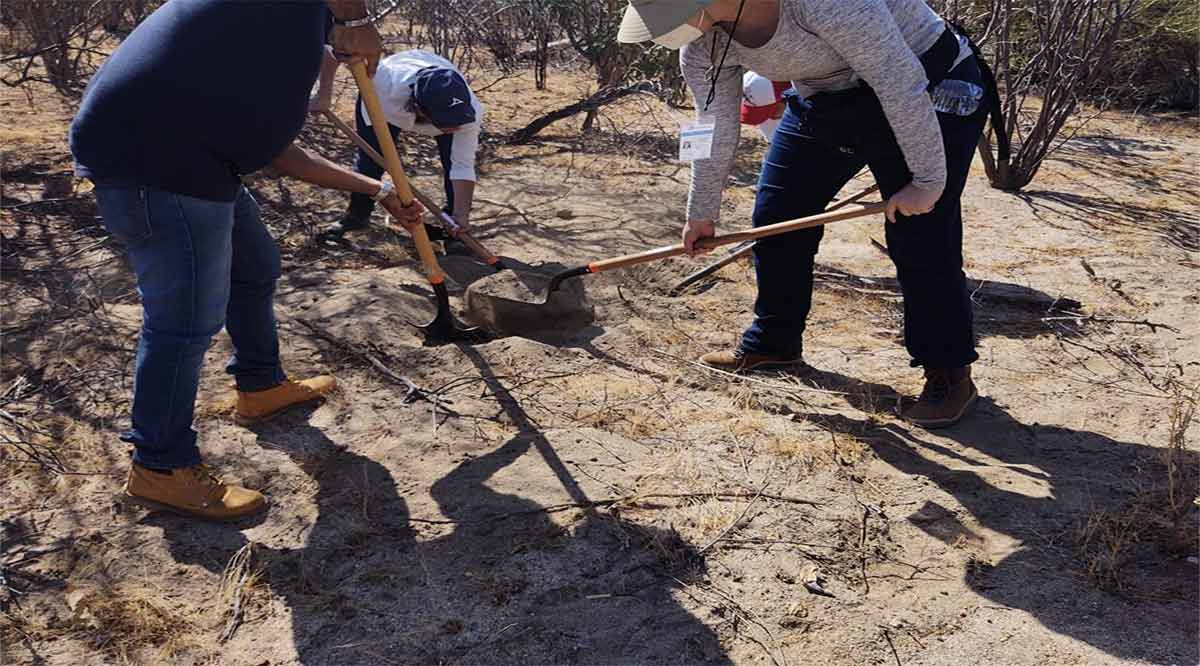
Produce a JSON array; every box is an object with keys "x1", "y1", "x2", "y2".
[{"x1": 219, "y1": 544, "x2": 255, "y2": 643}]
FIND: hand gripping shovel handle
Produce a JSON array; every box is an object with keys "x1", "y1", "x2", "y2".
[
  {"x1": 320, "y1": 110, "x2": 503, "y2": 269},
  {"x1": 348, "y1": 61, "x2": 444, "y2": 285}
]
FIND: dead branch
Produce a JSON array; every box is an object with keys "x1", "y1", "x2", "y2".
[
  {"x1": 882, "y1": 628, "x2": 904, "y2": 666},
  {"x1": 291, "y1": 318, "x2": 432, "y2": 405},
  {"x1": 1041, "y1": 314, "x2": 1179, "y2": 333},
  {"x1": 218, "y1": 543, "x2": 254, "y2": 643},
  {"x1": 506, "y1": 81, "x2": 656, "y2": 144},
  {"x1": 699, "y1": 475, "x2": 770, "y2": 555}
]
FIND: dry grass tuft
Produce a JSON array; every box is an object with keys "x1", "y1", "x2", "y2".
[
  {"x1": 1163, "y1": 382, "x2": 1197, "y2": 524},
  {"x1": 596, "y1": 512, "x2": 705, "y2": 579},
  {"x1": 1075, "y1": 381, "x2": 1198, "y2": 592},
  {"x1": 1075, "y1": 507, "x2": 1144, "y2": 592},
  {"x1": 558, "y1": 374, "x2": 673, "y2": 439},
  {"x1": 64, "y1": 582, "x2": 196, "y2": 662}
]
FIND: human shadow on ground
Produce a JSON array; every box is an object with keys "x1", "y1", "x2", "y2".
[
  {"x1": 151, "y1": 387, "x2": 730, "y2": 664},
  {"x1": 800, "y1": 367, "x2": 1199, "y2": 665},
  {"x1": 806, "y1": 264, "x2": 1090, "y2": 341}
]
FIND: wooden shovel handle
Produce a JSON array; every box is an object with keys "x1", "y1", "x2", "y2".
[
  {"x1": 348, "y1": 62, "x2": 445, "y2": 285},
  {"x1": 588, "y1": 202, "x2": 886, "y2": 274},
  {"x1": 321, "y1": 110, "x2": 500, "y2": 266}
]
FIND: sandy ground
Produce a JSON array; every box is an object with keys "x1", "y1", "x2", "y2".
[{"x1": 2, "y1": 48, "x2": 1198, "y2": 666}]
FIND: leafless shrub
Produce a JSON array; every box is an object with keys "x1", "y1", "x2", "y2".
[
  {"x1": 551, "y1": 0, "x2": 631, "y2": 130},
  {"x1": 0, "y1": 0, "x2": 120, "y2": 95},
  {"x1": 1075, "y1": 505, "x2": 1142, "y2": 591},
  {"x1": 974, "y1": 0, "x2": 1139, "y2": 190},
  {"x1": 515, "y1": 0, "x2": 561, "y2": 90},
  {"x1": 396, "y1": 0, "x2": 533, "y2": 74},
  {"x1": 1097, "y1": 0, "x2": 1199, "y2": 110},
  {"x1": 101, "y1": 0, "x2": 155, "y2": 35}
]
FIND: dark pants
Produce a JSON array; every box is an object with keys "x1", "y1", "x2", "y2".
[
  {"x1": 348, "y1": 96, "x2": 455, "y2": 220},
  {"x1": 742, "y1": 55, "x2": 987, "y2": 368},
  {"x1": 95, "y1": 185, "x2": 285, "y2": 469}
]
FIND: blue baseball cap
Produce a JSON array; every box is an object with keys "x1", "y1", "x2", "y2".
[{"x1": 413, "y1": 67, "x2": 476, "y2": 128}]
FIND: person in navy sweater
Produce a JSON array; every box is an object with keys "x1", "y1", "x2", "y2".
[{"x1": 70, "y1": 0, "x2": 421, "y2": 521}]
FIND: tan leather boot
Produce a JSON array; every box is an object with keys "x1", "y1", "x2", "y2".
[
  {"x1": 124, "y1": 462, "x2": 266, "y2": 521},
  {"x1": 902, "y1": 366, "x2": 978, "y2": 429},
  {"x1": 235, "y1": 375, "x2": 336, "y2": 425},
  {"x1": 698, "y1": 348, "x2": 804, "y2": 373}
]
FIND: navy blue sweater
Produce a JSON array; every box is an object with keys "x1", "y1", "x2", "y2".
[{"x1": 71, "y1": 0, "x2": 329, "y2": 202}]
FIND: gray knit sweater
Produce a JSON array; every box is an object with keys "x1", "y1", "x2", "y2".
[{"x1": 680, "y1": 0, "x2": 956, "y2": 221}]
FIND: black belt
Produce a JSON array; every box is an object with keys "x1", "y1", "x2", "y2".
[
  {"x1": 804, "y1": 26, "x2": 1010, "y2": 163},
  {"x1": 920, "y1": 28, "x2": 961, "y2": 89}
]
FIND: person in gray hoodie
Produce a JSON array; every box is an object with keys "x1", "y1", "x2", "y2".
[{"x1": 618, "y1": 0, "x2": 1006, "y2": 428}]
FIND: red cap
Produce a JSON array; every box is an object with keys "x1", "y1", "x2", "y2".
[
  {"x1": 740, "y1": 76, "x2": 791, "y2": 125},
  {"x1": 740, "y1": 103, "x2": 777, "y2": 125}
]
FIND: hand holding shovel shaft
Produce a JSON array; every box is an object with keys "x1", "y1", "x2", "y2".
[
  {"x1": 321, "y1": 110, "x2": 502, "y2": 268},
  {"x1": 348, "y1": 61, "x2": 444, "y2": 285}
]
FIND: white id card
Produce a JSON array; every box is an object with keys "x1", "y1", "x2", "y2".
[{"x1": 679, "y1": 122, "x2": 715, "y2": 162}]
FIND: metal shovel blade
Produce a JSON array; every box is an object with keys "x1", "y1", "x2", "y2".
[
  {"x1": 414, "y1": 281, "x2": 489, "y2": 345},
  {"x1": 462, "y1": 264, "x2": 594, "y2": 341}
]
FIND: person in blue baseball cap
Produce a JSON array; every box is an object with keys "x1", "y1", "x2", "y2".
[{"x1": 313, "y1": 49, "x2": 484, "y2": 244}]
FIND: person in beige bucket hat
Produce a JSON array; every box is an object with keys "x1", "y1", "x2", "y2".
[{"x1": 617, "y1": 0, "x2": 1009, "y2": 429}]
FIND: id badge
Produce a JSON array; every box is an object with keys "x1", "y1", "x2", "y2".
[{"x1": 679, "y1": 122, "x2": 715, "y2": 162}]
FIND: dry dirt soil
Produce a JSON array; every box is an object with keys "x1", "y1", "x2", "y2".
[{"x1": 2, "y1": 48, "x2": 1198, "y2": 666}]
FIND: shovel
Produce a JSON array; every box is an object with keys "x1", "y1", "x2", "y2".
[
  {"x1": 348, "y1": 61, "x2": 483, "y2": 344},
  {"x1": 667, "y1": 183, "x2": 880, "y2": 295},
  {"x1": 539, "y1": 201, "x2": 886, "y2": 301},
  {"x1": 320, "y1": 110, "x2": 505, "y2": 270},
  {"x1": 463, "y1": 201, "x2": 886, "y2": 338}
]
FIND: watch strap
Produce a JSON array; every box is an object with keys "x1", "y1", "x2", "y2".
[
  {"x1": 371, "y1": 179, "x2": 394, "y2": 202},
  {"x1": 333, "y1": 14, "x2": 373, "y2": 28}
]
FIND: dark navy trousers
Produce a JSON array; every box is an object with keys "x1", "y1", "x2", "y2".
[
  {"x1": 741, "y1": 55, "x2": 988, "y2": 369},
  {"x1": 347, "y1": 97, "x2": 455, "y2": 220}
]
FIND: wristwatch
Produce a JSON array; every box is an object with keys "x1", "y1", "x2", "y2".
[
  {"x1": 333, "y1": 9, "x2": 374, "y2": 27},
  {"x1": 333, "y1": 14, "x2": 373, "y2": 28},
  {"x1": 371, "y1": 179, "x2": 394, "y2": 202}
]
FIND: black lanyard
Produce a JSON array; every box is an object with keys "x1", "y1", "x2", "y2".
[{"x1": 703, "y1": 0, "x2": 746, "y2": 113}]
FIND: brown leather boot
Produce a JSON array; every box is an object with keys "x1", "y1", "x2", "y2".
[
  {"x1": 235, "y1": 375, "x2": 336, "y2": 425},
  {"x1": 902, "y1": 366, "x2": 978, "y2": 429},
  {"x1": 124, "y1": 462, "x2": 267, "y2": 521},
  {"x1": 698, "y1": 348, "x2": 803, "y2": 373}
]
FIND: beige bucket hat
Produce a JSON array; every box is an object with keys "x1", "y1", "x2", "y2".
[{"x1": 616, "y1": 0, "x2": 713, "y2": 43}]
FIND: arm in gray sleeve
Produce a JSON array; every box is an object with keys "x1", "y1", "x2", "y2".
[
  {"x1": 806, "y1": 0, "x2": 947, "y2": 196},
  {"x1": 681, "y1": 33, "x2": 744, "y2": 222}
]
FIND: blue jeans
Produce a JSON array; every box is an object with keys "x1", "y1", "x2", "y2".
[
  {"x1": 742, "y1": 55, "x2": 987, "y2": 369},
  {"x1": 95, "y1": 185, "x2": 285, "y2": 469}
]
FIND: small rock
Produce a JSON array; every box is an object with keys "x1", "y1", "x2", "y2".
[{"x1": 555, "y1": 208, "x2": 575, "y2": 219}]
